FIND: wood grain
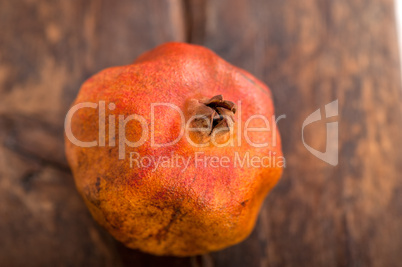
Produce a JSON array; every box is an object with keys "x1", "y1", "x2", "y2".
[
  {"x1": 196, "y1": 1, "x2": 402, "y2": 266},
  {"x1": 0, "y1": 0, "x2": 185, "y2": 266},
  {"x1": 1, "y1": 0, "x2": 401, "y2": 266}
]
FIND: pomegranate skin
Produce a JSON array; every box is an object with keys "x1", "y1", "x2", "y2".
[{"x1": 65, "y1": 42, "x2": 283, "y2": 256}]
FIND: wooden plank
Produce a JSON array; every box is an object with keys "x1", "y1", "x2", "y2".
[
  {"x1": 0, "y1": 0, "x2": 186, "y2": 266},
  {"x1": 193, "y1": 0, "x2": 402, "y2": 266}
]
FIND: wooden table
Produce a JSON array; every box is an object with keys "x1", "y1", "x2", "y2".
[{"x1": 1, "y1": 0, "x2": 401, "y2": 266}]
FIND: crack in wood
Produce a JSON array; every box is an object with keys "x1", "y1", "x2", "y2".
[{"x1": 182, "y1": 0, "x2": 207, "y2": 44}]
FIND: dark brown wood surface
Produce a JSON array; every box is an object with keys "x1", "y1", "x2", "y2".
[{"x1": 1, "y1": 0, "x2": 401, "y2": 266}]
